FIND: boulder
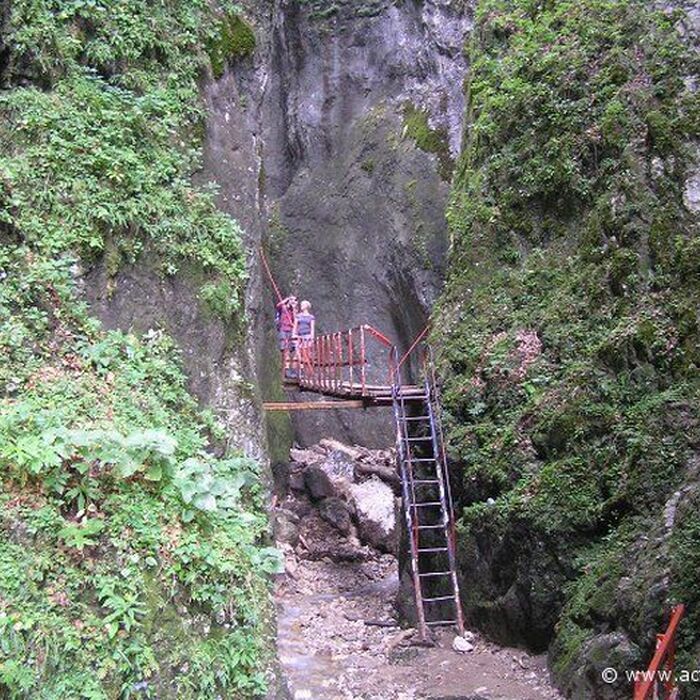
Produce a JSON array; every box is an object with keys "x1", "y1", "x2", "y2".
[
  {"x1": 290, "y1": 447, "x2": 325, "y2": 467},
  {"x1": 271, "y1": 461, "x2": 290, "y2": 500},
  {"x1": 350, "y1": 478, "x2": 397, "y2": 553},
  {"x1": 298, "y1": 514, "x2": 370, "y2": 562},
  {"x1": 304, "y1": 465, "x2": 336, "y2": 500},
  {"x1": 553, "y1": 631, "x2": 641, "y2": 699},
  {"x1": 452, "y1": 636, "x2": 474, "y2": 653},
  {"x1": 319, "y1": 497, "x2": 353, "y2": 535},
  {"x1": 322, "y1": 450, "x2": 356, "y2": 483},
  {"x1": 282, "y1": 494, "x2": 314, "y2": 521},
  {"x1": 288, "y1": 468, "x2": 306, "y2": 493}
]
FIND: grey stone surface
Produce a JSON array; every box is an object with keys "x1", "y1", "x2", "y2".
[
  {"x1": 319, "y1": 497, "x2": 353, "y2": 534},
  {"x1": 83, "y1": 257, "x2": 266, "y2": 461},
  {"x1": 199, "y1": 0, "x2": 472, "y2": 450},
  {"x1": 304, "y1": 464, "x2": 337, "y2": 500},
  {"x1": 275, "y1": 508, "x2": 301, "y2": 546}
]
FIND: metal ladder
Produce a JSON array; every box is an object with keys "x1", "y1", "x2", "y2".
[{"x1": 392, "y1": 354, "x2": 465, "y2": 640}]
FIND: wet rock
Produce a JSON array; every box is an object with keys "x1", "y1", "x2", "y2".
[
  {"x1": 288, "y1": 468, "x2": 306, "y2": 493},
  {"x1": 684, "y1": 165, "x2": 700, "y2": 213},
  {"x1": 319, "y1": 497, "x2": 353, "y2": 535},
  {"x1": 351, "y1": 478, "x2": 397, "y2": 553},
  {"x1": 290, "y1": 447, "x2": 325, "y2": 467},
  {"x1": 298, "y1": 514, "x2": 369, "y2": 562},
  {"x1": 553, "y1": 631, "x2": 641, "y2": 699},
  {"x1": 304, "y1": 465, "x2": 336, "y2": 500},
  {"x1": 274, "y1": 509, "x2": 300, "y2": 546},
  {"x1": 272, "y1": 461, "x2": 290, "y2": 500},
  {"x1": 286, "y1": 496, "x2": 313, "y2": 520},
  {"x1": 322, "y1": 450, "x2": 357, "y2": 483}
]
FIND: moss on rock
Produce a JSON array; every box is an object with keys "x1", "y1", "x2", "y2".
[
  {"x1": 402, "y1": 103, "x2": 454, "y2": 181},
  {"x1": 208, "y1": 13, "x2": 256, "y2": 79},
  {"x1": 435, "y1": 0, "x2": 699, "y2": 695}
]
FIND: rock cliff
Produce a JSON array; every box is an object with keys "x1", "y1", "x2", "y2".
[{"x1": 200, "y1": 0, "x2": 472, "y2": 449}]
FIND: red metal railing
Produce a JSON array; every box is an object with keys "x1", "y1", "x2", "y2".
[
  {"x1": 289, "y1": 324, "x2": 395, "y2": 398},
  {"x1": 634, "y1": 604, "x2": 685, "y2": 700}
]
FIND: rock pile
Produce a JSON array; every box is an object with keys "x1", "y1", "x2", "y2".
[{"x1": 273, "y1": 440, "x2": 400, "y2": 571}]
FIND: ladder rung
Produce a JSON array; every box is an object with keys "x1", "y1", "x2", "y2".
[
  {"x1": 412, "y1": 501, "x2": 442, "y2": 507},
  {"x1": 410, "y1": 458, "x2": 438, "y2": 463},
  {"x1": 426, "y1": 619, "x2": 457, "y2": 626},
  {"x1": 403, "y1": 416, "x2": 430, "y2": 421},
  {"x1": 417, "y1": 547, "x2": 448, "y2": 553},
  {"x1": 417, "y1": 524, "x2": 445, "y2": 530},
  {"x1": 419, "y1": 571, "x2": 451, "y2": 577},
  {"x1": 412, "y1": 479, "x2": 440, "y2": 484},
  {"x1": 404, "y1": 436, "x2": 432, "y2": 442},
  {"x1": 423, "y1": 595, "x2": 455, "y2": 603}
]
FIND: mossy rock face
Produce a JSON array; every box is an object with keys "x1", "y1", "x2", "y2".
[
  {"x1": 402, "y1": 103, "x2": 454, "y2": 181},
  {"x1": 435, "y1": 0, "x2": 699, "y2": 696},
  {"x1": 0, "y1": 1, "x2": 274, "y2": 697},
  {"x1": 208, "y1": 13, "x2": 256, "y2": 79}
]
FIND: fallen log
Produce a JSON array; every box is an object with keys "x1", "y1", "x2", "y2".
[{"x1": 318, "y1": 438, "x2": 365, "y2": 461}]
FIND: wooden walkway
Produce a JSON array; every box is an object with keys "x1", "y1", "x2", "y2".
[
  {"x1": 273, "y1": 324, "x2": 427, "y2": 408},
  {"x1": 282, "y1": 378, "x2": 425, "y2": 406}
]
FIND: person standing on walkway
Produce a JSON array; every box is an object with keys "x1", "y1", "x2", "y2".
[
  {"x1": 276, "y1": 295, "x2": 298, "y2": 377},
  {"x1": 295, "y1": 300, "x2": 315, "y2": 345},
  {"x1": 294, "y1": 300, "x2": 315, "y2": 375}
]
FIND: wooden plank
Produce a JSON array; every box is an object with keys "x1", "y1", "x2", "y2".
[{"x1": 263, "y1": 400, "x2": 366, "y2": 411}]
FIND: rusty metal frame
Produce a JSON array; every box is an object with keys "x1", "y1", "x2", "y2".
[
  {"x1": 634, "y1": 604, "x2": 685, "y2": 700},
  {"x1": 289, "y1": 324, "x2": 395, "y2": 400}
]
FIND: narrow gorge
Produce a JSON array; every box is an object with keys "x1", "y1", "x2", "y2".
[{"x1": 0, "y1": 1, "x2": 698, "y2": 699}]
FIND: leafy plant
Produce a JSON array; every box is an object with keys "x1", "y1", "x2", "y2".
[
  {"x1": 174, "y1": 454, "x2": 252, "y2": 520},
  {"x1": 58, "y1": 518, "x2": 105, "y2": 551}
]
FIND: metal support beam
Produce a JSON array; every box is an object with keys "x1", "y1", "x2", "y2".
[{"x1": 263, "y1": 400, "x2": 366, "y2": 411}]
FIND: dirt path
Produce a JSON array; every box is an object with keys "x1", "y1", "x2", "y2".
[
  {"x1": 273, "y1": 441, "x2": 564, "y2": 700},
  {"x1": 275, "y1": 556, "x2": 564, "y2": 700}
]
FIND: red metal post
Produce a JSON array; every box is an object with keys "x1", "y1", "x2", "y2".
[
  {"x1": 633, "y1": 604, "x2": 685, "y2": 700},
  {"x1": 321, "y1": 336, "x2": 326, "y2": 389},
  {"x1": 315, "y1": 337, "x2": 320, "y2": 390},
  {"x1": 332, "y1": 333, "x2": 338, "y2": 392},
  {"x1": 348, "y1": 328, "x2": 354, "y2": 391},
  {"x1": 329, "y1": 334, "x2": 336, "y2": 393},
  {"x1": 360, "y1": 326, "x2": 366, "y2": 396},
  {"x1": 314, "y1": 336, "x2": 321, "y2": 389},
  {"x1": 336, "y1": 334, "x2": 341, "y2": 390},
  {"x1": 336, "y1": 332, "x2": 343, "y2": 392}
]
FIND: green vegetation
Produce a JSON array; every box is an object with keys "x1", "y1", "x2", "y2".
[
  {"x1": 402, "y1": 103, "x2": 454, "y2": 181},
  {"x1": 0, "y1": 1, "x2": 277, "y2": 697},
  {"x1": 435, "y1": 0, "x2": 699, "y2": 689},
  {"x1": 207, "y1": 13, "x2": 256, "y2": 80},
  {"x1": 1, "y1": 0, "x2": 246, "y2": 303}
]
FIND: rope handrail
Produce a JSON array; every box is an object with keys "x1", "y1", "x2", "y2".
[
  {"x1": 393, "y1": 324, "x2": 430, "y2": 380},
  {"x1": 259, "y1": 245, "x2": 283, "y2": 303}
]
